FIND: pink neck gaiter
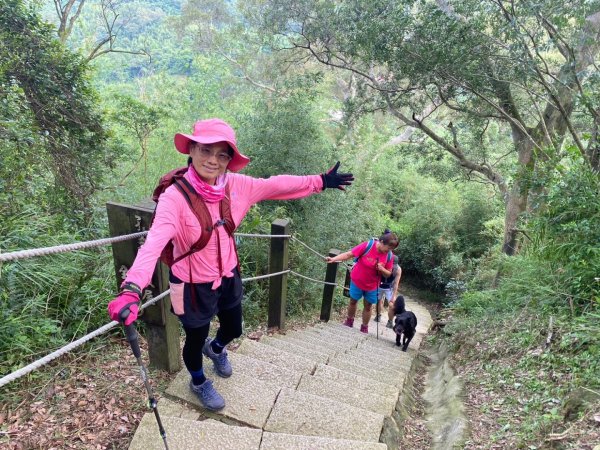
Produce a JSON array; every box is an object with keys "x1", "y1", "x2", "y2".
[{"x1": 187, "y1": 165, "x2": 227, "y2": 203}]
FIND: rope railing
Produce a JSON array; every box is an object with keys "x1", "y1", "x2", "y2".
[
  {"x1": 0, "y1": 267, "x2": 299, "y2": 388},
  {"x1": 289, "y1": 270, "x2": 343, "y2": 288},
  {"x1": 0, "y1": 231, "x2": 347, "y2": 388},
  {"x1": 0, "y1": 232, "x2": 292, "y2": 263},
  {"x1": 0, "y1": 231, "x2": 149, "y2": 262},
  {"x1": 290, "y1": 235, "x2": 353, "y2": 271}
]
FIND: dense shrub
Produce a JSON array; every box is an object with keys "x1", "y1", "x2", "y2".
[
  {"x1": 394, "y1": 172, "x2": 501, "y2": 292},
  {"x1": 528, "y1": 162, "x2": 600, "y2": 310}
]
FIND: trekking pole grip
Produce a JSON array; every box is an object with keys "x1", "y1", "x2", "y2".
[{"x1": 120, "y1": 310, "x2": 142, "y2": 359}]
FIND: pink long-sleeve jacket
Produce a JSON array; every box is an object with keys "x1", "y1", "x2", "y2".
[{"x1": 124, "y1": 171, "x2": 324, "y2": 294}]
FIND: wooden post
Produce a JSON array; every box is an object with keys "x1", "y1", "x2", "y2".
[
  {"x1": 106, "y1": 201, "x2": 181, "y2": 373},
  {"x1": 320, "y1": 249, "x2": 341, "y2": 322},
  {"x1": 268, "y1": 219, "x2": 290, "y2": 330},
  {"x1": 342, "y1": 264, "x2": 352, "y2": 298}
]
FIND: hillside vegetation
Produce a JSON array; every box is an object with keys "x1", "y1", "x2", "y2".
[{"x1": 1, "y1": 0, "x2": 598, "y2": 447}]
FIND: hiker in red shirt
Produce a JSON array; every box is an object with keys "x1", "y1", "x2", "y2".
[
  {"x1": 325, "y1": 233, "x2": 399, "y2": 333},
  {"x1": 108, "y1": 118, "x2": 353, "y2": 411}
]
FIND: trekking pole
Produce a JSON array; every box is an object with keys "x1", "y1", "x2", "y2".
[
  {"x1": 120, "y1": 310, "x2": 169, "y2": 450},
  {"x1": 376, "y1": 286, "x2": 380, "y2": 340}
]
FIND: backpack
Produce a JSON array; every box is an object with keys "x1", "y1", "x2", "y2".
[
  {"x1": 151, "y1": 167, "x2": 236, "y2": 267},
  {"x1": 380, "y1": 264, "x2": 398, "y2": 289}
]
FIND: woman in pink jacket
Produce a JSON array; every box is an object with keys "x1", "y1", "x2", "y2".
[{"x1": 108, "y1": 118, "x2": 353, "y2": 411}]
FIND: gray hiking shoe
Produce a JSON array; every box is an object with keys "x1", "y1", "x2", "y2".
[
  {"x1": 386, "y1": 319, "x2": 393, "y2": 329},
  {"x1": 189, "y1": 379, "x2": 225, "y2": 411},
  {"x1": 202, "y1": 337, "x2": 232, "y2": 378}
]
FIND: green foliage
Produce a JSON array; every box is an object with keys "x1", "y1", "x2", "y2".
[
  {"x1": 447, "y1": 253, "x2": 599, "y2": 445},
  {"x1": 528, "y1": 161, "x2": 600, "y2": 309},
  {"x1": 0, "y1": 207, "x2": 114, "y2": 374},
  {"x1": 1, "y1": 0, "x2": 118, "y2": 216},
  {"x1": 393, "y1": 171, "x2": 501, "y2": 291},
  {"x1": 449, "y1": 162, "x2": 599, "y2": 442}
]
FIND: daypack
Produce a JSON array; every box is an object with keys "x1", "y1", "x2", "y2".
[
  {"x1": 380, "y1": 264, "x2": 399, "y2": 289},
  {"x1": 151, "y1": 167, "x2": 236, "y2": 267}
]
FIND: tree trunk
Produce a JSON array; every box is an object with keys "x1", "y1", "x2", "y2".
[
  {"x1": 502, "y1": 185, "x2": 527, "y2": 255},
  {"x1": 502, "y1": 137, "x2": 535, "y2": 255}
]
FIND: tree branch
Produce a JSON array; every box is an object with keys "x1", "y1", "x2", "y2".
[{"x1": 383, "y1": 93, "x2": 507, "y2": 194}]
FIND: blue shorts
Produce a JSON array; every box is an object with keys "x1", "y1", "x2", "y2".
[{"x1": 349, "y1": 281, "x2": 378, "y2": 304}]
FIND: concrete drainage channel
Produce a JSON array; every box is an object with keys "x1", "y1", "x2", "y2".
[{"x1": 381, "y1": 341, "x2": 469, "y2": 449}]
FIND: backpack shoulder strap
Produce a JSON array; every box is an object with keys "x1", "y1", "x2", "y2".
[
  {"x1": 364, "y1": 238, "x2": 376, "y2": 256},
  {"x1": 152, "y1": 167, "x2": 188, "y2": 203},
  {"x1": 355, "y1": 238, "x2": 376, "y2": 262},
  {"x1": 171, "y1": 177, "x2": 213, "y2": 264},
  {"x1": 219, "y1": 183, "x2": 236, "y2": 236}
]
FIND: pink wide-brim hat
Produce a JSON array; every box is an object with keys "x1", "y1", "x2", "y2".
[{"x1": 174, "y1": 118, "x2": 250, "y2": 172}]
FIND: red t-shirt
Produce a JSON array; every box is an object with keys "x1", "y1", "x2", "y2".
[{"x1": 350, "y1": 240, "x2": 393, "y2": 291}]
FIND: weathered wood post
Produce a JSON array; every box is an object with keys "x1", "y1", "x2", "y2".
[
  {"x1": 106, "y1": 201, "x2": 181, "y2": 373},
  {"x1": 268, "y1": 219, "x2": 290, "y2": 330},
  {"x1": 320, "y1": 249, "x2": 341, "y2": 322}
]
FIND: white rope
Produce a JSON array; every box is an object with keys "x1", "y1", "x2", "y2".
[
  {"x1": 290, "y1": 236, "x2": 353, "y2": 270},
  {"x1": 290, "y1": 236, "x2": 327, "y2": 259},
  {"x1": 0, "y1": 232, "x2": 149, "y2": 262},
  {"x1": 289, "y1": 270, "x2": 343, "y2": 287},
  {"x1": 236, "y1": 233, "x2": 291, "y2": 238},
  {"x1": 0, "y1": 321, "x2": 119, "y2": 388},
  {"x1": 0, "y1": 232, "x2": 292, "y2": 263},
  {"x1": 0, "y1": 266, "x2": 297, "y2": 388},
  {"x1": 241, "y1": 270, "x2": 290, "y2": 282}
]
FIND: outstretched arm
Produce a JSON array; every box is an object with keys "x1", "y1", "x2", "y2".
[{"x1": 325, "y1": 250, "x2": 354, "y2": 263}]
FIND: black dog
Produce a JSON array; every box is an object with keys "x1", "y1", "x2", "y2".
[{"x1": 392, "y1": 295, "x2": 417, "y2": 351}]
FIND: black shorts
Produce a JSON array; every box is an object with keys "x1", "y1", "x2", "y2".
[{"x1": 170, "y1": 267, "x2": 243, "y2": 329}]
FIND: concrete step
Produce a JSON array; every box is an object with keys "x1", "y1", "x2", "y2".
[
  {"x1": 345, "y1": 347, "x2": 413, "y2": 370},
  {"x1": 326, "y1": 356, "x2": 403, "y2": 387},
  {"x1": 265, "y1": 388, "x2": 384, "y2": 442},
  {"x1": 312, "y1": 363, "x2": 399, "y2": 399},
  {"x1": 129, "y1": 414, "x2": 262, "y2": 450},
  {"x1": 223, "y1": 351, "x2": 302, "y2": 389},
  {"x1": 311, "y1": 324, "x2": 367, "y2": 340},
  {"x1": 297, "y1": 373, "x2": 396, "y2": 416},
  {"x1": 236, "y1": 339, "x2": 316, "y2": 374},
  {"x1": 329, "y1": 352, "x2": 404, "y2": 378},
  {"x1": 271, "y1": 332, "x2": 350, "y2": 354},
  {"x1": 260, "y1": 432, "x2": 388, "y2": 449},
  {"x1": 258, "y1": 336, "x2": 332, "y2": 363},
  {"x1": 301, "y1": 328, "x2": 366, "y2": 346},
  {"x1": 276, "y1": 330, "x2": 356, "y2": 351},
  {"x1": 153, "y1": 397, "x2": 200, "y2": 421},
  {"x1": 356, "y1": 338, "x2": 422, "y2": 356},
  {"x1": 291, "y1": 329, "x2": 363, "y2": 349},
  {"x1": 165, "y1": 369, "x2": 279, "y2": 428}
]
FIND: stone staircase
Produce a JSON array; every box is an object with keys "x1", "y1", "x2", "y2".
[{"x1": 129, "y1": 297, "x2": 432, "y2": 449}]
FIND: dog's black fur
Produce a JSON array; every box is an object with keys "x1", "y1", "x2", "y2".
[{"x1": 392, "y1": 295, "x2": 417, "y2": 351}]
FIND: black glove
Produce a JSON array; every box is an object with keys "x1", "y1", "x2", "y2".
[{"x1": 321, "y1": 161, "x2": 354, "y2": 191}]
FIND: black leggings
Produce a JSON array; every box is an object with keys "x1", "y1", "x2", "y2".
[{"x1": 181, "y1": 303, "x2": 243, "y2": 372}]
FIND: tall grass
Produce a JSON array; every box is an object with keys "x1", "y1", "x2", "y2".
[{"x1": 0, "y1": 207, "x2": 114, "y2": 375}]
